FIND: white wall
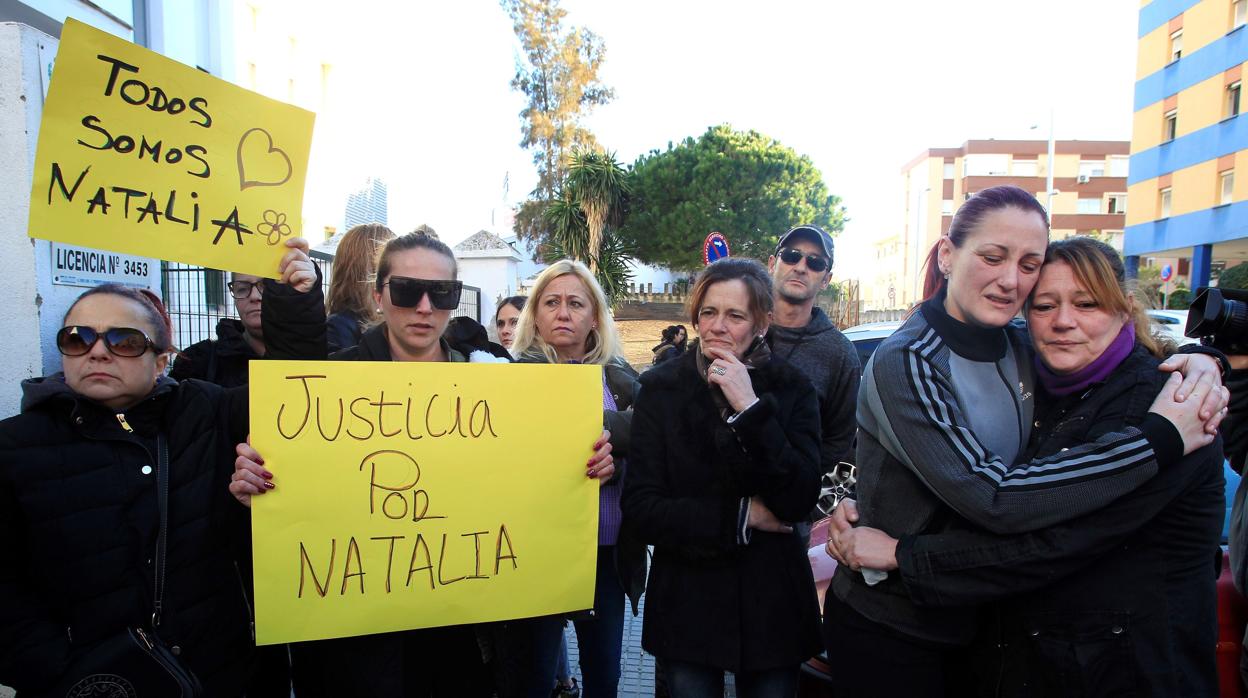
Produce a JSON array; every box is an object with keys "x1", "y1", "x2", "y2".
[
  {"x1": 505, "y1": 235, "x2": 545, "y2": 285},
  {"x1": 627, "y1": 260, "x2": 679, "y2": 292},
  {"x1": 457, "y1": 256, "x2": 518, "y2": 335},
  {"x1": 0, "y1": 22, "x2": 52, "y2": 416},
  {"x1": 6, "y1": 0, "x2": 132, "y2": 37}
]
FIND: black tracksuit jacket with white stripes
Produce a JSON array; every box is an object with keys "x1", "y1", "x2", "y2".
[{"x1": 830, "y1": 293, "x2": 1183, "y2": 645}]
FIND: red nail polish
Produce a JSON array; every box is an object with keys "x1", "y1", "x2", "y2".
[{"x1": 263, "y1": 481, "x2": 275, "y2": 490}]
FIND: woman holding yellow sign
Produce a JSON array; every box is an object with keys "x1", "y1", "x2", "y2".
[
  {"x1": 231, "y1": 233, "x2": 619, "y2": 697},
  {"x1": 0, "y1": 239, "x2": 320, "y2": 698},
  {"x1": 621, "y1": 257, "x2": 823, "y2": 698}
]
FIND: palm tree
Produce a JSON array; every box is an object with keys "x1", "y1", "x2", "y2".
[
  {"x1": 566, "y1": 149, "x2": 629, "y2": 273},
  {"x1": 544, "y1": 195, "x2": 588, "y2": 262}
]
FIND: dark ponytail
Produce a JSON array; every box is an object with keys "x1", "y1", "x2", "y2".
[
  {"x1": 919, "y1": 244, "x2": 945, "y2": 304},
  {"x1": 918, "y1": 185, "x2": 1049, "y2": 305}
]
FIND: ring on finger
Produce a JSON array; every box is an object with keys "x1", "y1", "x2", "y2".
[{"x1": 712, "y1": 366, "x2": 727, "y2": 376}]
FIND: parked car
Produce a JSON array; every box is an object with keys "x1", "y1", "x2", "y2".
[
  {"x1": 841, "y1": 321, "x2": 901, "y2": 375},
  {"x1": 1147, "y1": 308, "x2": 1199, "y2": 346}
]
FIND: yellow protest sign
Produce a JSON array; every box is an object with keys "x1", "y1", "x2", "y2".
[
  {"x1": 28, "y1": 19, "x2": 315, "y2": 278},
  {"x1": 248, "y1": 361, "x2": 603, "y2": 645}
]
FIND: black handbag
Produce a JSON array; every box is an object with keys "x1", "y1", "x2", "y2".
[{"x1": 43, "y1": 435, "x2": 203, "y2": 698}]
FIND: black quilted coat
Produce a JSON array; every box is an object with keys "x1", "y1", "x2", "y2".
[{"x1": 0, "y1": 279, "x2": 324, "y2": 695}]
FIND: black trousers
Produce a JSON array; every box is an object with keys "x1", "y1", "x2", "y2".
[
  {"x1": 289, "y1": 625, "x2": 494, "y2": 698},
  {"x1": 821, "y1": 593, "x2": 962, "y2": 698}
]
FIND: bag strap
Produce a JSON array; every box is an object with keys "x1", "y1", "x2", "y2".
[{"x1": 153, "y1": 434, "x2": 170, "y2": 628}]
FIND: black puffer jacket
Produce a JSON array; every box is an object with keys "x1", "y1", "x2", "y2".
[
  {"x1": 0, "y1": 377, "x2": 252, "y2": 695},
  {"x1": 0, "y1": 279, "x2": 324, "y2": 696},
  {"x1": 169, "y1": 317, "x2": 261, "y2": 388},
  {"x1": 621, "y1": 348, "x2": 822, "y2": 672}
]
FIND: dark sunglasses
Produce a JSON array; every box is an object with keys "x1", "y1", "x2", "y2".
[
  {"x1": 384, "y1": 276, "x2": 463, "y2": 310},
  {"x1": 227, "y1": 280, "x2": 263, "y2": 300},
  {"x1": 57, "y1": 326, "x2": 157, "y2": 358},
  {"x1": 778, "y1": 247, "x2": 831, "y2": 273}
]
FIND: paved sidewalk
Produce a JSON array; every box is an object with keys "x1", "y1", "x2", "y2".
[
  {"x1": 565, "y1": 592, "x2": 737, "y2": 697},
  {"x1": 565, "y1": 591, "x2": 656, "y2": 696}
]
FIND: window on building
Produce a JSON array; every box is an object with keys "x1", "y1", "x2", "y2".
[
  {"x1": 941, "y1": 200, "x2": 954, "y2": 215},
  {"x1": 1235, "y1": 0, "x2": 1247, "y2": 29},
  {"x1": 1078, "y1": 160, "x2": 1106, "y2": 178},
  {"x1": 1160, "y1": 187, "x2": 1173, "y2": 217},
  {"x1": 1222, "y1": 170, "x2": 1236, "y2": 205},
  {"x1": 963, "y1": 154, "x2": 1010, "y2": 176},
  {"x1": 1077, "y1": 198, "x2": 1102, "y2": 214},
  {"x1": 204, "y1": 269, "x2": 227, "y2": 310},
  {"x1": 1229, "y1": 82, "x2": 1242, "y2": 118},
  {"x1": 1012, "y1": 160, "x2": 1038, "y2": 177},
  {"x1": 1107, "y1": 194, "x2": 1127, "y2": 214},
  {"x1": 943, "y1": 162, "x2": 954, "y2": 179},
  {"x1": 1164, "y1": 109, "x2": 1178, "y2": 141},
  {"x1": 1109, "y1": 155, "x2": 1130, "y2": 177},
  {"x1": 1170, "y1": 29, "x2": 1184, "y2": 61}
]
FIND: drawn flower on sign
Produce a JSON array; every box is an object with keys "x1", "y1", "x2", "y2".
[{"x1": 258, "y1": 210, "x2": 292, "y2": 246}]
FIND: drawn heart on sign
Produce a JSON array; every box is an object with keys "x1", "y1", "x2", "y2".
[{"x1": 236, "y1": 127, "x2": 293, "y2": 190}]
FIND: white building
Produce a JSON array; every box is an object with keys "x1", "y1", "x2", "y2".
[
  {"x1": 454, "y1": 230, "x2": 523, "y2": 332},
  {"x1": 501, "y1": 233, "x2": 682, "y2": 295}
]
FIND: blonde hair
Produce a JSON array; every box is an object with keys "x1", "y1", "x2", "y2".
[
  {"x1": 1026, "y1": 236, "x2": 1175, "y2": 359},
  {"x1": 511, "y1": 259, "x2": 623, "y2": 365},
  {"x1": 326, "y1": 223, "x2": 394, "y2": 324}
]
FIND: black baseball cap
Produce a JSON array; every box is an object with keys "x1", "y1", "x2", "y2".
[{"x1": 775, "y1": 225, "x2": 834, "y2": 263}]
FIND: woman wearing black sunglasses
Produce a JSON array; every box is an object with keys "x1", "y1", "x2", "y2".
[
  {"x1": 0, "y1": 240, "x2": 321, "y2": 697},
  {"x1": 231, "y1": 232, "x2": 617, "y2": 698}
]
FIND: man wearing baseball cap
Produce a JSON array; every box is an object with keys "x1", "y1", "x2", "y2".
[{"x1": 767, "y1": 225, "x2": 860, "y2": 527}]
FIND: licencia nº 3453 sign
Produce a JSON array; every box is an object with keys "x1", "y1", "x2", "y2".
[{"x1": 52, "y1": 242, "x2": 157, "y2": 289}]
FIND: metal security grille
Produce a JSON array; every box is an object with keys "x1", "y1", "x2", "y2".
[
  {"x1": 161, "y1": 262, "x2": 231, "y2": 351},
  {"x1": 457, "y1": 284, "x2": 481, "y2": 324},
  {"x1": 160, "y1": 252, "x2": 481, "y2": 350},
  {"x1": 162, "y1": 253, "x2": 336, "y2": 351}
]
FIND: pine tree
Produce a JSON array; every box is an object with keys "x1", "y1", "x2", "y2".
[{"x1": 501, "y1": 0, "x2": 613, "y2": 243}]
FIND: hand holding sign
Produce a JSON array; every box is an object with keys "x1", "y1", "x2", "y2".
[
  {"x1": 278, "y1": 237, "x2": 317, "y2": 292},
  {"x1": 587, "y1": 430, "x2": 614, "y2": 480},
  {"x1": 28, "y1": 19, "x2": 315, "y2": 278}
]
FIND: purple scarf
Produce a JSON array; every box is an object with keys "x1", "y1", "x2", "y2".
[{"x1": 1035, "y1": 322, "x2": 1135, "y2": 397}]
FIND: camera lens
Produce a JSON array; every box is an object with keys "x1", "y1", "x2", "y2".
[{"x1": 1187, "y1": 287, "x2": 1248, "y2": 340}]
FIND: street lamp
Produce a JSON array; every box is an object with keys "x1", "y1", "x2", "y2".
[
  {"x1": 911, "y1": 185, "x2": 931, "y2": 303},
  {"x1": 1031, "y1": 109, "x2": 1056, "y2": 218}
]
